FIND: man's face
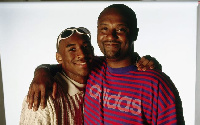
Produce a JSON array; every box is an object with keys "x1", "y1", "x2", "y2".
[
  {"x1": 97, "y1": 8, "x2": 132, "y2": 61},
  {"x1": 57, "y1": 33, "x2": 93, "y2": 81}
]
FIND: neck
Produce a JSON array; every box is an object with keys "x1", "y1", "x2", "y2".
[
  {"x1": 64, "y1": 71, "x2": 87, "y2": 85},
  {"x1": 106, "y1": 55, "x2": 133, "y2": 68}
]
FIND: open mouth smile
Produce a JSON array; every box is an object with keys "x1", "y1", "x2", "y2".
[{"x1": 75, "y1": 61, "x2": 88, "y2": 68}]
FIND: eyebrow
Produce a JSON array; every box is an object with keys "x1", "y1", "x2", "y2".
[
  {"x1": 99, "y1": 23, "x2": 107, "y2": 26},
  {"x1": 98, "y1": 23, "x2": 128, "y2": 27},
  {"x1": 66, "y1": 41, "x2": 89, "y2": 48},
  {"x1": 66, "y1": 43, "x2": 75, "y2": 48},
  {"x1": 83, "y1": 41, "x2": 90, "y2": 44},
  {"x1": 117, "y1": 24, "x2": 128, "y2": 27}
]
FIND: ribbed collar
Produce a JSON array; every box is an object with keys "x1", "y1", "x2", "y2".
[
  {"x1": 55, "y1": 72, "x2": 86, "y2": 96},
  {"x1": 107, "y1": 65, "x2": 137, "y2": 74}
]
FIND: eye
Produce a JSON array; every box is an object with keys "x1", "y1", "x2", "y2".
[
  {"x1": 116, "y1": 25, "x2": 129, "y2": 34},
  {"x1": 82, "y1": 43, "x2": 93, "y2": 54},
  {"x1": 83, "y1": 45, "x2": 88, "y2": 50},
  {"x1": 101, "y1": 27, "x2": 108, "y2": 31},
  {"x1": 69, "y1": 48, "x2": 76, "y2": 52},
  {"x1": 98, "y1": 26, "x2": 109, "y2": 34},
  {"x1": 119, "y1": 28, "x2": 126, "y2": 32},
  {"x1": 84, "y1": 44, "x2": 92, "y2": 52},
  {"x1": 116, "y1": 27, "x2": 128, "y2": 33}
]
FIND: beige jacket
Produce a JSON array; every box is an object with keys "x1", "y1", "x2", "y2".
[{"x1": 20, "y1": 72, "x2": 85, "y2": 125}]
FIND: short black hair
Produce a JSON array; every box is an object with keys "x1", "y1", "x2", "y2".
[{"x1": 99, "y1": 4, "x2": 137, "y2": 30}]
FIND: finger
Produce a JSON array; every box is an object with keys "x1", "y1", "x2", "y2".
[
  {"x1": 137, "y1": 56, "x2": 146, "y2": 64},
  {"x1": 136, "y1": 57, "x2": 145, "y2": 70},
  {"x1": 40, "y1": 87, "x2": 46, "y2": 109},
  {"x1": 141, "y1": 60, "x2": 153, "y2": 71},
  {"x1": 136, "y1": 62, "x2": 144, "y2": 71},
  {"x1": 26, "y1": 85, "x2": 31, "y2": 103},
  {"x1": 52, "y1": 82, "x2": 57, "y2": 99},
  {"x1": 142, "y1": 59, "x2": 149, "y2": 66},
  {"x1": 150, "y1": 65, "x2": 155, "y2": 69},
  {"x1": 142, "y1": 66, "x2": 147, "y2": 71},
  {"x1": 33, "y1": 90, "x2": 40, "y2": 111},
  {"x1": 140, "y1": 58, "x2": 152, "y2": 71},
  {"x1": 137, "y1": 65, "x2": 143, "y2": 71},
  {"x1": 28, "y1": 88, "x2": 34, "y2": 109},
  {"x1": 136, "y1": 62, "x2": 139, "y2": 67},
  {"x1": 146, "y1": 60, "x2": 154, "y2": 70}
]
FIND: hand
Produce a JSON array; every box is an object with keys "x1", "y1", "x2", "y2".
[
  {"x1": 136, "y1": 55, "x2": 162, "y2": 71},
  {"x1": 26, "y1": 68, "x2": 57, "y2": 111}
]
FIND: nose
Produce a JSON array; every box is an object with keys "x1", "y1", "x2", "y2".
[
  {"x1": 106, "y1": 29, "x2": 118, "y2": 41},
  {"x1": 76, "y1": 47, "x2": 86, "y2": 59}
]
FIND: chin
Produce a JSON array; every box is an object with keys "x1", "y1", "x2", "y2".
[
  {"x1": 105, "y1": 50, "x2": 120, "y2": 58},
  {"x1": 79, "y1": 71, "x2": 90, "y2": 77},
  {"x1": 105, "y1": 54, "x2": 120, "y2": 60}
]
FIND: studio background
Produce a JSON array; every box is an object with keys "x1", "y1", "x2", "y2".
[{"x1": 0, "y1": 1, "x2": 197, "y2": 124}]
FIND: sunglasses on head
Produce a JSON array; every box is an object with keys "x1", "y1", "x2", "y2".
[{"x1": 57, "y1": 27, "x2": 91, "y2": 48}]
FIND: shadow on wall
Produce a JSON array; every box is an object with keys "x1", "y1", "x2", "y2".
[{"x1": 0, "y1": 56, "x2": 6, "y2": 125}]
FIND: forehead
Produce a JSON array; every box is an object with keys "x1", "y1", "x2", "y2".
[
  {"x1": 98, "y1": 8, "x2": 128, "y2": 25},
  {"x1": 60, "y1": 33, "x2": 90, "y2": 46}
]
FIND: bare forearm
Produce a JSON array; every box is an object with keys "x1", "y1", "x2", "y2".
[
  {"x1": 35, "y1": 64, "x2": 62, "y2": 76},
  {"x1": 27, "y1": 64, "x2": 61, "y2": 110}
]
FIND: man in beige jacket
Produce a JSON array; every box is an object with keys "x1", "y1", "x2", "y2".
[{"x1": 20, "y1": 27, "x2": 93, "y2": 125}]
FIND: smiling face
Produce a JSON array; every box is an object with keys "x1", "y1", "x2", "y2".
[
  {"x1": 56, "y1": 32, "x2": 93, "y2": 83},
  {"x1": 97, "y1": 8, "x2": 134, "y2": 62}
]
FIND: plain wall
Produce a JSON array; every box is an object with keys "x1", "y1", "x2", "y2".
[
  {"x1": 0, "y1": 1, "x2": 197, "y2": 125},
  {"x1": 196, "y1": 2, "x2": 200, "y2": 125}
]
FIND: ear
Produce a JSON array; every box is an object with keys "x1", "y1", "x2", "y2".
[
  {"x1": 56, "y1": 52, "x2": 63, "y2": 64},
  {"x1": 131, "y1": 28, "x2": 139, "y2": 42}
]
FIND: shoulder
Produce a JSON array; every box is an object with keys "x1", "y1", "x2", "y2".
[
  {"x1": 144, "y1": 70, "x2": 179, "y2": 104},
  {"x1": 135, "y1": 69, "x2": 176, "y2": 98},
  {"x1": 134, "y1": 69, "x2": 169, "y2": 82}
]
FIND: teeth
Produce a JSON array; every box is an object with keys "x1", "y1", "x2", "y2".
[
  {"x1": 105, "y1": 43, "x2": 118, "y2": 46},
  {"x1": 79, "y1": 62, "x2": 86, "y2": 65}
]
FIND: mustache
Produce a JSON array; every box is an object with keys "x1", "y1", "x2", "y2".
[{"x1": 103, "y1": 40, "x2": 121, "y2": 44}]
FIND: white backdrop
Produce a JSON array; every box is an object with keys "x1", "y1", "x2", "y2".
[
  {"x1": 196, "y1": 2, "x2": 200, "y2": 125},
  {"x1": 0, "y1": 2, "x2": 197, "y2": 125}
]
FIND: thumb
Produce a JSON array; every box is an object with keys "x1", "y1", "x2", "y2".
[{"x1": 52, "y1": 82, "x2": 57, "y2": 99}]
